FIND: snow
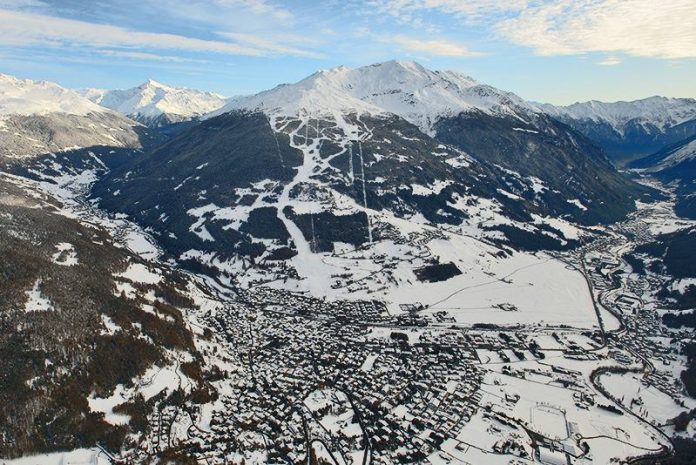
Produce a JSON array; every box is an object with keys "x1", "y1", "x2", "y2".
[
  {"x1": 533, "y1": 214, "x2": 582, "y2": 240},
  {"x1": 1, "y1": 448, "x2": 112, "y2": 465},
  {"x1": 51, "y1": 242, "x2": 78, "y2": 266},
  {"x1": 388, "y1": 239, "x2": 599, "y2": 328},
  {"x1": 214, "y1": 60, "x2": 538, "y2": 134},
  {"x1": 411, "y1": 180, "x2": 452, "y2": 196},
  {"x1": 175, "y1": 112, "x2": 598, "y2": 331},
  {"x1": 0, "y1": 73, "x2": 108, "y2": 116},
  {"x1": 24, "y1": 279, "x2": 54, "y2": 312},
  {"x1": 496, "y1": 188, "x2": 521, "y2": 200},
  {"x1": 469, "y1": 369, "x2": 666, "y2": 465},
  {"x1": 88, "y1": 385, "x2": 131, "y2": 425},
  {"x1": 541, "y1": 96, "x2": 696, "y2": 132},
  {"x1": 138, "y1": 364, "x2": 182, "y2": 400},
  {"x1": 599, "y1": 372, "x2": 696, "y2": 425},
  {"x1": 101, "y1": 314, "x2": 121, "y2": 335},
  {"x1": 671, "y1": 278, "x2": 696, "y2": 293},
  {"x1": 651, "y1": 137, "x2": 696, "y2": 169},
  {"x1": 527, "y1": 176, "x2": 548, "y2": 194},
  {"x1": 123, "y1": 230, "x2": 160, "y2": 260},
  {"x1": 567, "y1": 198, "x2": 588, "y2": 211},
  {"x1": 513, "y1": 126, "x2": 539, "y2": 134},
  {"x1": 115, "y1": 262, "x2": 161, "y2": 285},
  {"x1": 81, "y1": 79, "x2": 226, "y2": 120},
  {"x1": 360, "y1": 354, "x2": 378, "y2": 371}
]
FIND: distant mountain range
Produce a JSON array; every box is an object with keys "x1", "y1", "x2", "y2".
[
  {"x1": 79, "y1": 79, "x2": 227, "y2": 127},
  {"x1": 630, "y1": 134, "x2": 696, "y2": 218},
  {"x1": 540, "y1": 96, "x2": 696, "y2": 164},
  {"x1": 0, "y1": 74, "x2": 154, "y2": 159}
]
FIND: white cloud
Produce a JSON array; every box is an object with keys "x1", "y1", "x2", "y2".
[
  {"x1": 367, "y1": 0, "x2": 527, "y2": 24},
  {"x1": 218, "y1": 32, "x2": 325, "y2": 59},
  {"x1": 353, "y1": 26, "x2": 482, "y2": 57},
  {"x1": 496, "y1": 0, "x2": 696, "y2": 60},
  {"x1": 383, "y1": 34, "x2": 483, "y2": 57},
  {"x1": 419, "y1": 0, "x2": 528, "y2": 18},
  {"x1": 0, "y1": 8, "x2": 317, "y2": 58},
  {"x1": 597, "y1": 56, "x2": 621, "y2": 66},
  {"x1": 97, "y1": 50, "x2": 211, "y2": 64},
  {"x1": 139, "y1": 0, "x2": 295, "y2": 30},
  {"x1": 0, "y1": 0, "x2": 46, "y2": 8},
  {"x1": 212, "y1": 0, "x2": 293, "y2": 21}
]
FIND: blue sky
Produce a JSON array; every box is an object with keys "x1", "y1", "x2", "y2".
[{"x1": 0, "y1": 0, "x2": 694, "y2": 104}]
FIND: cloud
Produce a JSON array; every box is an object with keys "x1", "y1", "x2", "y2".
[
  {"x1": 212, "y1": 0, "x2": 293, "y2": 21},
  {"x1": 218, "y1": 32, "x2": 325, "y2": 59},
  {"x1": 0, "y1": 0, "x2": 46, "y2": 8},
  {"x1": 97, "y1": 50, "x2": 211, "y2": 64},
  {"x1": 384, "y1": 34, "x2": 483, "y2": 57},
  {"x1": 496, "y1": 0, "x2": 696, "y2": 60},
  {"x1": 597, "y1": 56, "x2": 621, "y2": 66},
  {"x1": 137, "y1": 0, "x2": 295, "y2": 30},
  {"x1": 414, "y1": 0, "x2": 528, "y2": 18},
  {"x1": 0, "y1": 8, "x2": 318, "y2": 58},
  {"x1": 366, "y1": 0, "x2": 527, "y2": 24}
]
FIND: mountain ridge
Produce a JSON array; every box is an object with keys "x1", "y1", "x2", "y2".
[
  {"x1": 539, "y1": 95, "x2": 696, "y2": 162},
  {"x1": 79, "y1": 79, "x2": 227, "y2": 127},
  {"x1": 0, "y1": 74, "x2": 154, "y2": 160},
  {"x1": 215, "y1": 60, "x2": 539, "y2": 135},
  {"x1": 0, "y1": 73, "x2": 111, "y2": 117}
]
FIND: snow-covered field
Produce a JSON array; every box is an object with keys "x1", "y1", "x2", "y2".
[
  {"x1": 600, "y1": 372, "x2": 696, "y2": 426},
  {"x1": 1, "y1": 448, "x2": 112, "y2": 465}
]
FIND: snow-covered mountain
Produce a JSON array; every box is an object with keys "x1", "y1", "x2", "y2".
[
  {"x1": 218, "y1": 61, "x2": 645, "y2": 218},
  {"x1": 93, "y1": 61, "x2": 650, "y2": 304},
  {"x1": 542, "y1": 97, "x2": 696, "y2": 130},
  {"x1": 217, "y1": 60, "x2": 538, "y2": 135},
  {"x1": 0, "y1": 74, "x2": 152, "y2": 160},
  {"x1": 0, "y1": 172, "x2": 216, "y2": 459},
  {"x1": 0, "y1": 73, "x2": 107, "y2": 116},
  {"x1": 634, "y1": 136, "x2": 696, "y2": 171},
  {"x1": 630, "y1": 134, "x2": 696, "y2": 218},
  {"x1": 540, "y1": 97, "x2": 696, "y2": 162},
  {"x1": 82, "y1": 80, "x2": 227, "y2": 127}
]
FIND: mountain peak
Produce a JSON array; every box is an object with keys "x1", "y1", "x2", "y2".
[
  {"x1": 216, "y1": 60, "x2": 532, "y2": 134},
  {"x1": 81, "y1": 80, "x2": 227, "y2": 123},
  {"x1": 541, "y1": 95, "x2": 696, "y2": 130},
  {"x1": 138, "y1": 79, "x2": 173, "y2": 91},
  {"x1": 0, "y1": 73, "x2": 107, "y2": 117}
]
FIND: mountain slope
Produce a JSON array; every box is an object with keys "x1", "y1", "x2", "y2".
[
  {"x1": 541, "y1": 97, "x2": 696, "y2": 163},
  {"x1": 216, "y1": 60, "x2": 649, "y2": 224},
  {"x1": 630, "y1": 134, "x2": 696, "y2": 219},
  {"x1": 81, "y1": 80, "x2": 227, "y2": 127},
  {"x1": 91, "y1": 61, "x2": 653, "y2": 305},
  {"x1": 433, "y1": 109, "x2": 646, "y2": 224},
  {"x1": 216, "y1": 60, "x2": 537, "y2": 135},
  {"x1": 0, "y1": 74, "x2": 154, "y2": 162},
  {"x1": 0, "y1": 173, "x2": 215, "y2": 458}
]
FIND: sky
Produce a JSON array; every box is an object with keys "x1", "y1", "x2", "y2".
[{"x1": 0, "y1": 0, "x2": 694, "y2": 104}]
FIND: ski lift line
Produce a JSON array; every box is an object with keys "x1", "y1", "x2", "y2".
[
  {"x1": 310, "y1": 212, "x2": 317, "y2": 253},
  {"x1": 268, "y1": 116, "x2": 285, "y2": 168},
  {"x1": 348, "y1": 143, "x2": 354, "y2": 184},
  {"x1": 358, "y1": 141, "x2": 373, "y2": 244}
]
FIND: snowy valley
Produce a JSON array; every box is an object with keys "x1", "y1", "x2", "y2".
[{"x1": 1, "y1": 61, "x2": 696, "y2": 465}]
